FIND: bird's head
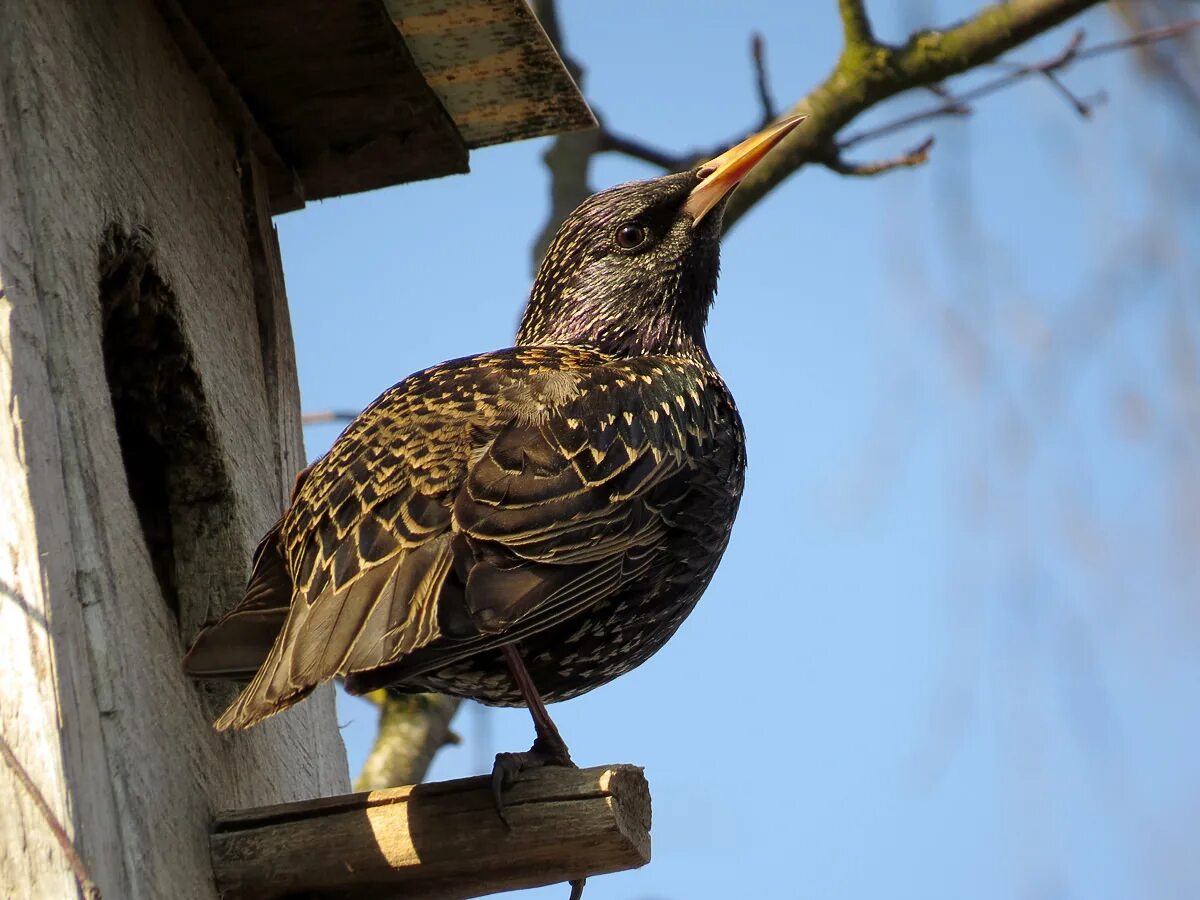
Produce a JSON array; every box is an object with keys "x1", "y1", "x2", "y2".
[{"x1": 517, "y1": 116, "x2": 803, "y2": 358}]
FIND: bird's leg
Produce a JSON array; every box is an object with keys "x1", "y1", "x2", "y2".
[
  {"x1": 492, "y1": 644, "x2": 585, "y2": 899},
  {"x1": 492, "y1": 642, "x2": 576, "y2": 810},
  {"x1": 509, "y1": 643, "x2": 572, "y2": 759},
  {"x1": 492, "y1": 645, "x2": 577, "y2": 812}
]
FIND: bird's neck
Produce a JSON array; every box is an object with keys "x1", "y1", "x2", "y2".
[
  {"x1": 516, "y1": 305, "x2": 710, "y2": 361},
  {"x1": 517, "y1": 270, "x2": 716, "y2": 360}
]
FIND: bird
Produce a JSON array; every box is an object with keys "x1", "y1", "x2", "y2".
[{"x1": 184, "y1": 115, "x2": 802, "y2": 820}]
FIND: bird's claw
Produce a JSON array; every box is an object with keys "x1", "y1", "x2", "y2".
[
  {"x1": 489, "y1": 736, "x2": 576, "y2": 827},
  {"x1": 489, "y1": 751, "x2": 524, "y2": 828},
  {"x1": 489, "y1": 747, "x2": 585, "y2": 898}
]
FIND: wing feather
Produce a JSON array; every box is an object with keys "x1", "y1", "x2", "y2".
[{"x1": 200, "y1": 347, "x2": 723, "y2": 729}]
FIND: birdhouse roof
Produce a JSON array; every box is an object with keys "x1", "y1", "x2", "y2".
[{"x1": 168, "y1": 0, "x2": 595, "y2": 213}]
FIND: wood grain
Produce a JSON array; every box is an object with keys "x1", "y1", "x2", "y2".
[
  {"x1": 212, "y1": 764, "x2": 651, "y2": 900},
  {"x1": 388, "y1": 0, "x2": 596, "y2": 148},
  {"x1": 0, "y1": 0, "x2": 349, "y2": 896}
]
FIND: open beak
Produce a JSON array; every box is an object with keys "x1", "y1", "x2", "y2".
[{"x1": 682, "y1": 114, "x2": 806, "y2": 226}]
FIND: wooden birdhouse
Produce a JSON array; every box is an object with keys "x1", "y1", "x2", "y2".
[{"x1": 0, "y1": 1, "x2": 648, "y2": 896}]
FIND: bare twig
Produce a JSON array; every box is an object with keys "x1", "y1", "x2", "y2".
[
  {"x1": 1043, "y1": 69, "x2": 1096, "y2": 117},
  {"x1": 838, "y1": 19, "x2": 1200, "y2": 150},
  {"x1": 823, "y1": 135, "x2": 936, "y2": 176},
  {"x1": 751, "y1": 33, "x2": 778, "y2": 127},
  {"x1": 1113, "y1": 2, "x2": 1200, "y2": 124},
  {"x1": 989, "y1": 29, "x2": 1096, "y2": 115},
  {"x1": 596, "y1": 129, "x2": 684, "y2": 171},
  {"x1": 594, "y1": 33, "x2": 787, "y2": 173},
  {"x1": 1, "y1": 735, "x2": 102, "y2": 899},
  {"x1": 1036, "y1": 30, "x2": 1095, "y2": 116}
]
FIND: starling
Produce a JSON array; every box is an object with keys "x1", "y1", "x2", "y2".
[{"x1": 184, "y1": 116, "x2": 801, "y2": 802}]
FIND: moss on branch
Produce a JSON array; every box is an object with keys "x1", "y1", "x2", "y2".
[
  {"x1": 724, "y1": 0, "x2": 1104, "y2": 228},
  {"x1": 838, "y1": 0, "x2": 877, "y2": 49}
]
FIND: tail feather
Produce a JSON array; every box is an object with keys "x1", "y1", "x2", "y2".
[
  {"x1": 183, "y1": 522, "x2": 305, "y2": 727},
  {"x1": 181, "y1": 607, "x2": 287, "y2": 681},
  {"x1": 210, "y1": 533, "x2": 460, "y2": 731}
]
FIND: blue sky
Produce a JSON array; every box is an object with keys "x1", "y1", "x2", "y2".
[{"x1": 276, "y1": 4, "x2": 1200, "y2": 898}]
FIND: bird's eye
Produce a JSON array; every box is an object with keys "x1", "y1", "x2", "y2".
[{"x1": 614, "y1": 222, "x2": 648, "y2": 250}]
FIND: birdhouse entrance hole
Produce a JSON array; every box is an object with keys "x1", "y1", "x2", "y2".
[{"x1": 99, "y1": 225, "x2": 237, "y2": 621}]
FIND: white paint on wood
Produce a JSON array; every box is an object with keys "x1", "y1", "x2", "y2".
[{"x1": 0, "y1": 0, "x2": 350, "y2": 897}]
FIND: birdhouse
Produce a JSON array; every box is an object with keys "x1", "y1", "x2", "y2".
[{"x1": 0, "y1": 2, "x2": 653, "y2": 897}]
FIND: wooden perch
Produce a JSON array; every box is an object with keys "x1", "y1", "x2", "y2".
[{"x1": 210, "y1": 764, "x2": 651, "y2": 899}]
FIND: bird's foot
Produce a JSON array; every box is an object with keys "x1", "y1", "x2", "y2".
[
  {"x1": 490, "y1": 740, "x2": 585, "y2": 900},
  {"x1": 490, "y1": 732, "x2": 576, "y2": 825}
]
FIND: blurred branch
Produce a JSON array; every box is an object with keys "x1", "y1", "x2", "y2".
[
  {"x1": 354, "y1": 692, "x2": 462, "y2": 790},
  {"x1": 597, "y1": 33, "x2": 791, "y2": 175},
  {"x1": 301, "y1": 410, "x2": 357, "y2": 425},
  {"x1": 596, "y1": 130, "x2": 683, "y2": 170},
  {"x1": 822, "y1": 135, "x2": 936, "y2": 176},
  {"x1": 988, "y1": 29, "x2": 1097, "y2": 117},
  {"x1": 1112, "y1": 1, "x2": 1200, "y2": 124},
  {"x1": 530, "y1": 0, "x2": 601, "y2": 268},
  {"x1": 751, "y1": 33, "x2": 779, "y2": 127}
]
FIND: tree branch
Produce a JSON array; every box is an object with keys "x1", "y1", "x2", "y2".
[
  {"x1": 527, "y1": 5, "x2": 1200, "y2": 240},
  {"x1": 596, "y1": 130, "x2": 684, "y2": 170},
  {"x1": 723, "y1": 0, "x2": 1107, "y2": 227},
  {"x1": 589, "y1": 3, "x2": 1196, "y2": 220},
  {"x1": 308, "y1": 2, "x2": 1200, "y2": 800},
  {"x1": 822, "y1": 135, "x2": 936, "y2": 177},
  {"x1": 596, "y1": 32, "x2": 788, "y2": 174},
  {"x1": 354, "y1": 693, "x2": 462, "y2": 790},
  {"x1": 838, "y1": 0, "x2": 876, "y2": 49},
  {"x1": 836, "y1": 19, "x2": 1198, "y2": 151}
]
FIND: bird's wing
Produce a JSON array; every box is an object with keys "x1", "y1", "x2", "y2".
[
  {"x1": 345, "y1": 358, "x2": 722, "y2": 691},
  {"x1": 182, "y1": 466, "x2": 316, "y2": 681},
  {"x1": 199, "y1": 348, "x2": 715, "y2": 729}
]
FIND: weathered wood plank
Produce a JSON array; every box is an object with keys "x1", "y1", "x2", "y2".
[
  {"x1": 164, "y1": 0, "x2": 593, "y2": 209},
  {"x1": 388, "y1": 0, "x2": 596, "y2": 147},
  {"x1": 211, "y1": 764, "x2": 652, "y2": 900},
  {"x1": 0, "y1": 0, "x2": 350, "y2": 897},
  {"x1": 177, "y1": 0, "x2": 470, "y2": 204}
]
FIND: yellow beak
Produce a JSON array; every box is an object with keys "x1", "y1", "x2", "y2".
[{"x1": 682, "y1": 114, "x2": 806, "y2": 226}]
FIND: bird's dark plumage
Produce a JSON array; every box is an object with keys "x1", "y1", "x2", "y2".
[{"x1": 183, "y1": 117, "x2": 801, "y2": 737}]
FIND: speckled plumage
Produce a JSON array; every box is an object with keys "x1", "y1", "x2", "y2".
[{"x1": 184, "y1": 148, "x2": 777, "y2": 732}]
